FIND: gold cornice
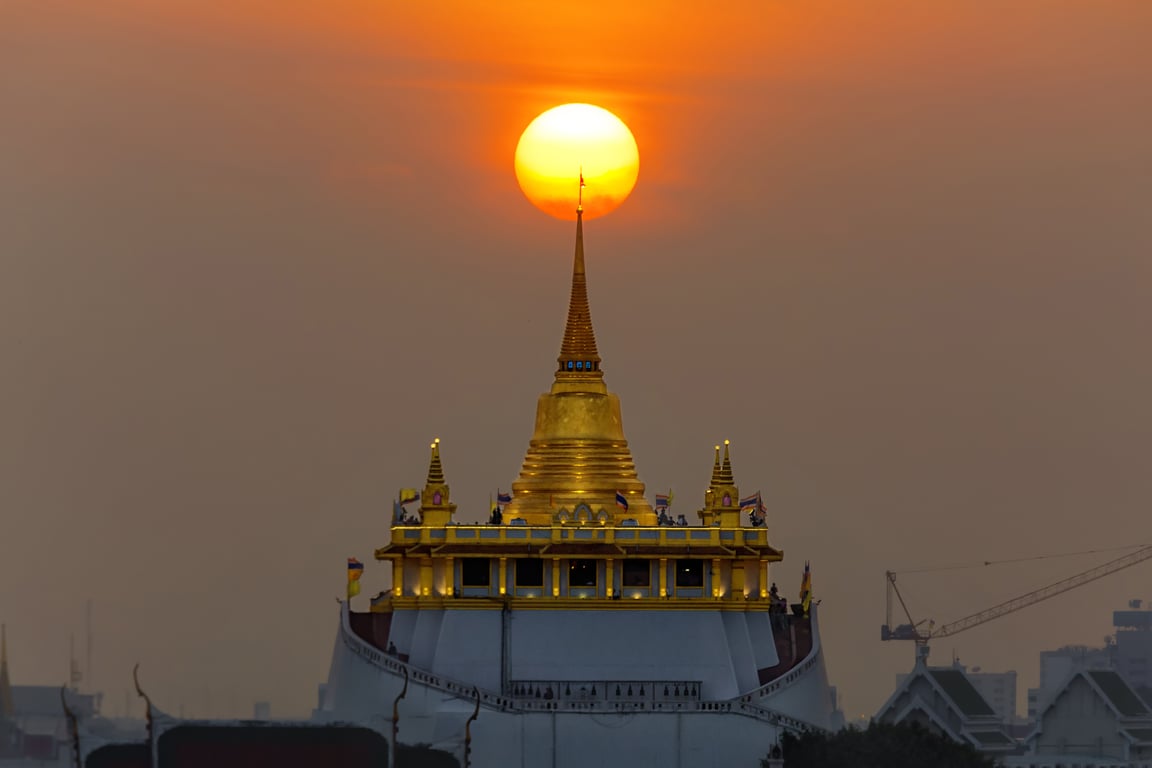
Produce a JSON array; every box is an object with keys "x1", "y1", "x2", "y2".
[{"x1": 380, "y1": 597, "x2": 782, "y2": 612}]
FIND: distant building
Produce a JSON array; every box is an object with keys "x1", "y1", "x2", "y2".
[
  {"x1": 969, "y1": 668, "x2": 1018, "y2": 724},
  {"x1": 1026, "y1": 644, "x2": 1114, "y2": 720},
  {"x1": 1004, "y1": 669, "x2": 1152, "y2": 767},
  {"x1": 1114, "y1": 600, "x2": 1152, "y2": 704},
  {"x1": 0, "y1": 624, "x2": 142, "y2": 766},
  {"x1": 877, "y1": 659, "x2": 1017, "y2": 758},
  {"x1": 252, "y1": 701, "x2": 270, "y2": 720},
  {"x1": 827, "y1": 685, "x2": 845, "y2": 731},
  {"x1": 898, "y1": 665, "x2": 1019, "y2": 724}
]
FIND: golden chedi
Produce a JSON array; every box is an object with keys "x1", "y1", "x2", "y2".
[{"x1": 502, "y1": 208, "x2": 655, "y2": 526}]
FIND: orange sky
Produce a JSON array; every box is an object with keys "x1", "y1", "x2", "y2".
[{"x1": 3, "y1": 0, "x2": 1152, "y2": 724}]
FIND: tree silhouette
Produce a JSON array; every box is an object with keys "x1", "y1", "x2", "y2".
[{"x1": 770, "y1": 722, "x2": 997, "y2": 768}]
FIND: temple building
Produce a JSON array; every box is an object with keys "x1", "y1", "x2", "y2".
[{"x1": 315, "y1": 203, "x2": 834, "y2": 767}]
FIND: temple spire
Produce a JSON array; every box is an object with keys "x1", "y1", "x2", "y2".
[
  {"x1": 426, "y1": 438, "x2": 445, "y2": 485},
  {"x1": 1, "y1": 624, "x2": 14, "y2": 719},
  {"x1": 505, "y1": 184, "x2": 653, "y2": 524},
  {"x1": 710, "y1": 445, "x2": 722, "y2": 487},
  {"x1": 418, "y1": 438, "x2": 456, "y2": 525},
  {"x1": 556, "y1": 188, "x2": 602, "y2": 380},
  {"x1": 717, "y1": 440, "x2": 735, "y2": 485}
]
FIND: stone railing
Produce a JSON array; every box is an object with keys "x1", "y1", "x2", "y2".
[
  {"x1": 510, "y1": 680, "x2": 701, "y2": 705},
  {"x1": 391, "y1": 524, "x2": 772, "y2": 550}
]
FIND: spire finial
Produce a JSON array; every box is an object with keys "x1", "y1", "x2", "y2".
[
  {"x1": 710, "y1": 445, "x2": 722, "y2": 487},
  {"x1": 1, "y1": 624, "x2": 14, "y2": 719},
  {"x1": 717, "y1": 439, "x2": 735, "y2": 485},
  {"x1": 426, "y1": 439, "x2": 445, "y2": 485},
  {"x1": 578, "y1": 167, "x2": 585, "y2": 212},
  {"x1": 555, "y1": 176, "x2": 602, "y2": 380}
]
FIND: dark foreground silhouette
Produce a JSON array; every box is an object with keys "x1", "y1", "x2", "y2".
[
  {"x1": 770, "y1": 722, "x2": 997, "y2": 768},
  {"x1": 84, "y1": 724, "x2": 459, "y2": 767}
]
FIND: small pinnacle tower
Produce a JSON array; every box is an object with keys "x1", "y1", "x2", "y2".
[
  {"x1": 700, "y1": 440, "x2": 741, "y2": 527},
  {"x1": 503, "y1": 203, "x2": 654, "y2": 525},
  {"x1": 419, "y1": 438, "x2": 457, "y2": 527}
]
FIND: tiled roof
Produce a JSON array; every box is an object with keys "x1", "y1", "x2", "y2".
[
  {"x1": 969, "y1": 730, "x2": 1013, "y2": 745},
  {"x1": 1125, "y1": 728, "x2": 1152, "y2": 744},
  {"x1": 1087, "y1": 670, "x2": 1150, "y2": 718},
  {"x1": 928, "y1": 670, "x2": 996, "y2": 717}
]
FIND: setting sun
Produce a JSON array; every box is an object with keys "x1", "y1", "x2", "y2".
[{"x1": 514, "y1": 104, "x2": 640, "y2": 221}]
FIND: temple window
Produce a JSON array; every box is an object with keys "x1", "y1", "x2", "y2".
[
  {"x1": 461, "y1": 558, "x2": 491, "y2": 587},
  {"x1": 568, "y1": 559, "x2": 597, "y2": 587},
  {"x1": 567, "y1": 361, "x2": 574, "y2": 370},
  {"x1": 675, "y1": 560, "x2": 704, "y2": 588},
  {"x1": 515, "y1": 558, "x2": 544, "y2": 587},
  {"x1": 622, "y1": 559, "x2": 650, "y2": 587}
]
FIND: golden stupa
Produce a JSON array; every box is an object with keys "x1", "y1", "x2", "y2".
[{"x1": 500, "y1": 207, "x2": 656, "y2": 526}]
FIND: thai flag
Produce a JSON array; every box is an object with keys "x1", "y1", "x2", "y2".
[
  {"x1": 615, "y1": 491, "x2": 629, "y2": 511},
  {"x1": 654, "y1": 493, "x2": 670, "y2": 509},
  {"x1": 740, "y1": 493, "x2": 760, "y2": 511},
  {"x1": 497, "y1": 491, "x2": 513, "y2": 505},
  {"x1": 347, "y1": 557, "x2": 364, "y2": 599}
]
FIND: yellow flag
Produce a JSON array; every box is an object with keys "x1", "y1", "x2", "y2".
[{"x1": 347, "y1": 557, "x2": 364, "y2": 600}]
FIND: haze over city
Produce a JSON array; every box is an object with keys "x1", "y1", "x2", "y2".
[{"x1": 3, "y1": 0, "x2": 1151, "y2": 723}]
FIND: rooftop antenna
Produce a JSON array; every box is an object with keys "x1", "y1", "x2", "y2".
[
  {"x1": 85, "y1": 600, "x2": 92, "y2": 695},
  {"x1": 68, "y1": 634, "x2": 80, "y2": 691}
]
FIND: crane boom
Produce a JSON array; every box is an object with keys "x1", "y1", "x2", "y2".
[
  {"x1": 932, "y1": 544, "x2": 1152, "y2": 638},
  {"x1": 881, "y1": 544, "x2": 1152, "y2": 649}
]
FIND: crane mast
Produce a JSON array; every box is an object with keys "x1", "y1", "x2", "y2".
[{"x1": 882, "y1": 543, "x2": 1152, "y2": 661}]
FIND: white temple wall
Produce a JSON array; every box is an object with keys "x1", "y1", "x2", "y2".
[
  {"x1": 408, "y1": 609, "x2": 445, "y2": 669},
  {"x1": 721, "y1": 612, "x2": 759, "y2": 691},
  {"x1": 430, "y1": 610, "x2": 503, "y2": 691},
  {"x1": 505, "y1": 610, "x2": 740, "y2": 697},
  {"x1": 747, "y1": 612, "x2": 780, "y2": 670},
  {"x1": 389, "y1": 610, "x2": 418, "y2": 656}
]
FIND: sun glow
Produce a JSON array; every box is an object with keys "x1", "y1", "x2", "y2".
[{"x1": 514, "y1": 104, "x2": 639, "y2": 221}]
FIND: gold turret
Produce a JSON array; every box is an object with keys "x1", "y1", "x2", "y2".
[
  {"x1": 0, "y1": 624, "x2": 14, "y2": 719},
  {"x1": 503, "y1": 206, "x2": 655, "y2": 525},
  {"x1": 699, "y1": 440, "x2": 742, "y2": 527},
  {"x1": 419, "y1": 438, "x2": 457, "y2": 527}
]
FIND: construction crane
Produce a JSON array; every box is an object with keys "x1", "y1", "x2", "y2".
[{"x1": 881, "y1": 543, "x2": 1152, "y2": 662}]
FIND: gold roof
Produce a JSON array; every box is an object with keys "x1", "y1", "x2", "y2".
[{"x1": 503, "y1": 209, "x2": 655, "y2": 525}]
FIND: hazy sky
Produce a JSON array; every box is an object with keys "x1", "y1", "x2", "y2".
[{"x1": 3, "y1": 1, "x2": 1151, "y2": 721}]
